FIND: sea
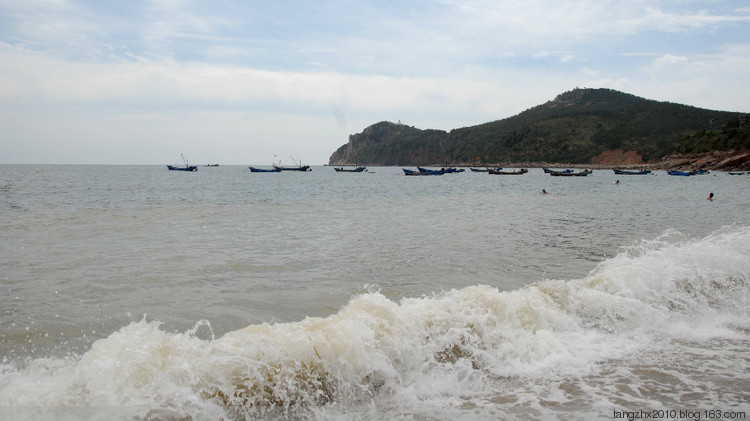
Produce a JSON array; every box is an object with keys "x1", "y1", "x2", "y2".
[{"x1": 0, "y1": 164, "x2": 748, "y2": 421}]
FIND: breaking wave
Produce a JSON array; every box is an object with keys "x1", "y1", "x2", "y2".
[{"x1": 1, "y1": 225, "x2": 748, "y2": 420}]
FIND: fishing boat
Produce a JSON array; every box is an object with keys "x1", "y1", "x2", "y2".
[
  {"x1": 249, "y1": 166, "x2": 281, "y2": 172},
  {"x1": 333, "y1": 166, "x2": 367, "y2": 172},
  {"x1": 403, "y1": 168, "x2": 445, "y2": 176},
  {"x1": 167, "y1": 154, "x2": 198, "y2": 171},
  {"x1": 613, "y1": 169, "x2": 652, "y2": 175},
  {"x1": 728, "y1": 172, "x2": 746, "y2": 176},
  {"x1": 274, "y1": 156, "x2": 311, "y2": 171},
  {"x1": 334, "y1": 158, "x2": 366, "y2": 172},
  {"x1": 549, "y1": 169, "x2": 592, "y2": 177},
  {"x1": 417, "y1": 166, "x2": 463, "y2": 174},
  {"x1": 667, "y1": 170, "x2": 694, "y2": 176},
  {"x1": 488, "y1": 168, "x2": 528, "y2": 175},
  {"x1": 274, "y1": 165, "x2": 311, "y2": 171},
  {"x1": 667, "y1": 169, "x2": 709, "y2": 176},
  {"x1": 167, "y1": 164, "x2": 197, "y2": 171},
  {"x1": 543, "y1": 168, "x2": 574, "y2": 174},
  {"x1": 471, "y1": 167, "x2": 502, "y2": 172}
]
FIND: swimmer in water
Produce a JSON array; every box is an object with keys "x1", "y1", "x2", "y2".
[{"x1": 707, "y1": 192, "x2": 714, "y2": 201}]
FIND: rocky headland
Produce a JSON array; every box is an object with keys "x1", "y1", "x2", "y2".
[{"x1": 329, "y1": 88, "x2": 749, "y2": 171}]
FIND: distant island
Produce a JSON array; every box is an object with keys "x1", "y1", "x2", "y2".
[{"x1": 329, "y1": 88, "x2": 750, "y2": 171}]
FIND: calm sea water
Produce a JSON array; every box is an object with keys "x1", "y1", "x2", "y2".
[{"x1": 1, "y1": 165, "x2": 749, "y2": 420}]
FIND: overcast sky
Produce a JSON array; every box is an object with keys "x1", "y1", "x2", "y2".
[{"x1": 1, "y1": 0, "x2": 748, "y2": 165}]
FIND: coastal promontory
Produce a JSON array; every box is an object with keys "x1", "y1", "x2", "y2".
[{"x1": 329, "y1": 88, "x2": 749, "y2": 170}]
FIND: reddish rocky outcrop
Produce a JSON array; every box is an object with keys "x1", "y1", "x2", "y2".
[
  {"x1": 653, "y1": 150, "x2": 750, "y2": 171},
  {"x1": 590, "y1": 150, "x2": 644, "y2": 166}
]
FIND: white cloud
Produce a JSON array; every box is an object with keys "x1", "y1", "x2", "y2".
[
  {"x1": 0, "y1": 43, "x2": 517, "y2": 119},
  {"x1": 0, "y1": 1, "x2": 748, "y2": 164},
  {"x1": 583, "y1": 68, "x2": 600, "y2": 77},
  {"x1": 634, "y1": 43, "x2": 750, "y2": 111},
  {"x1": 641, "y1": 6, "x2": 750, "y2": 31},
  {"x1": 652, "y1": 54, "x2": 689, "y2": 67}
]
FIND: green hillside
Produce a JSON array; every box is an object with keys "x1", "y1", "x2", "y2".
[
  {"x1": 675, "y1": 114, "x2": 750, "y2": 154},
  {"x1": 329, "y1": 88, "x2": 744, "y2": 166}
]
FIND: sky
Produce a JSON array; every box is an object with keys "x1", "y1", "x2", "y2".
[{"x1": 0, "y1": 0, "x2": 749, "y2": 165}]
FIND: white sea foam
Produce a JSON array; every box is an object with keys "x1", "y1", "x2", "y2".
[{"x1": 1, "y1": 225, "x2": 748, "y2": 420}]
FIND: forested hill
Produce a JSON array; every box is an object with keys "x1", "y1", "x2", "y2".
[{"x1": 328, "y1": 88, "x2": 745, "y2": 166}]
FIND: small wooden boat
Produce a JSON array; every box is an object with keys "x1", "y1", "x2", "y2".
[
  {"x1": 167, "y1": 154, "x2": 198, "y2": 171},
  {"x1": 667, "y1": 169, "x2": 709, "y2": 176},
  {"x1": 334, "y1": 166, "x2": 367, "y2": 172},
  {"x1": 417, "y1": 166, "x2": 463, "y2": 174},
  {"x1": 249, "y1": 166, "x2": 281, "y2": 172},
  {"x1": 543, "y1": 168, "x2": 574, "y2": 174},
  {"x1": 613, "y1": 169, "x2": 651, "y2": 175},
  {"x1": 488, "y1": 168, "x2": 528, "y2": 175},
  {"x1": 667, "y1": 170, "x2": 694, "y2": 176},
  {"x1": 549, "y1": 169, "x2": 592, "y2": 177},
  {"x1": 403, "y1": 168, "x2": 444, "y2": 176}
]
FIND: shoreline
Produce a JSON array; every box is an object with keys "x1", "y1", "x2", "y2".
[{"x1": 330, "y1": 150, "x2": 750, "y2": 171}]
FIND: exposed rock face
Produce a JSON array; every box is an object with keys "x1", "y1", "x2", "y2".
[
  {"x1": 329, "y1": 122, "x2": 440, "y2": 165},
  {"x1": 329, "y1": 122, "x2": 400, "y2": 164},
  {"x1": 591, "y1": 150, "x2": 644, "y2": 166},
  {"x1": 654, "y1": 150, "x2": 750, "y2": 171}
]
